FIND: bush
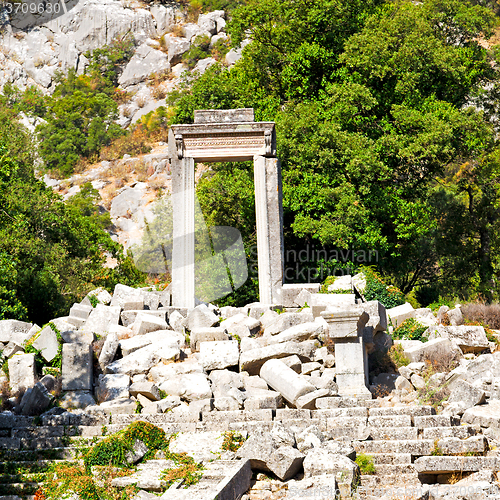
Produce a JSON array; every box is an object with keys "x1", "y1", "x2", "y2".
[
  {"x1": 462, "y1": 302, "x2": 500, "y2": 330},
  {"x1": 355, "y1": 453, "x2": 376, "y2": 474},
  {"x1": 362, "y1": 267, "x2": 405, "y2": 309},
  {"x1": 393, "y1": 318, "x2": 428, "y2": 342},
  {"x1": 182, "y1": 34, "x2": 212, "y2": 68}
]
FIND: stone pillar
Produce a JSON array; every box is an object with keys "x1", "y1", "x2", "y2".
[
  {"x1": 253, "y1": 156, "x2": 284, "y2": 304},
  {"x1": 170, "y1": 129, "x2": 196, "y2": 308},
  {"x1": 322, "y1": 309, "x2": 372, "y2": 399}
]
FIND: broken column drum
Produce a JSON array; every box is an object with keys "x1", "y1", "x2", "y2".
[{"x1": 169, "y1": 108, "x2": 284, "y2": 308}]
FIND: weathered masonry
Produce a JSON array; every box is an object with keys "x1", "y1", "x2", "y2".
[{"x1": 168, "y1": 108, "x2": 284, "y2": 308}]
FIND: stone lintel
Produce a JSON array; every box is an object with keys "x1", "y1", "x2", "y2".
[
  {"x1": 171, "y1": 122, "x2": 276, "y2": 162},
  {"x1": 194, "y1": 108, "x2": 255, "y2": 124}
]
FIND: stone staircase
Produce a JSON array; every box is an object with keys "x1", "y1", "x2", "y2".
[{"x1": 0, "y1": 399, "x2": 492, "y2": 499}]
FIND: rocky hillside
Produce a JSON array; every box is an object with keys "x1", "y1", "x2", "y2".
[{"x1": 1, "y1": 0, "x2": 243, "y2": 255}]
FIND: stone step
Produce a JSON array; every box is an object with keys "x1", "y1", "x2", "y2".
[
  {"x1": 326, "y1": 416, "x2": 368, "y2": 428},
  {"x1": 0, "y1": 483, "x2": 38, "y2": 497},
  {"x1": 368, "y1": 453, "x2": 412, "y2": 465},
  {"x1": 327, "y1": 427, "x2": 370, "y2": 440},
  {"x1": 159, "y1": 459, "x2": 251, "y2": 500},
  {"x1": 312, "y1": 407, "x2": 368, "y2": 418},
  {"x1": 359, "y1": 472, "x2": 421, "y2": 488},
  {"x1": 368, "y1": 406, "x2": 435, "y2": 417},
  {"x1": 354, "y1": 439, "x2": 434, "y2": 456},
  {"x1": 422, "y1": 426, "x2": 476, "y2": 439},
  {"x1": 368, "y1": 426, "x2": 417, "y2": 440},
  {"x1": 413, "y1": 415, "x2": 458, "y2": 428},
  {"x1": 368, "y1": 415, "x2": 412, "y2": 427},
  {"x1": 0, "y1": 460, "x2": 78, "y2": 475},
  {"x1": 414, "y1": 455, "x2": 500, "y2": 474},
  {"x1": 372, "y1": 463, "x2": 417, "y2": 475}
]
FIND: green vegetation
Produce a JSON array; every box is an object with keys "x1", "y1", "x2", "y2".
[
  {"x1": 0, "y1": 104, "x2": 146, "y2": 325},
  {"x1": 355, "y1": 453, "x2": 376, "y2": 475},
  {"x1": 41, "y1": 421, "x2": 206, "y2": 499},
  {"x1": 392, "y1": 318, "x2": 429, "y2": 342},
  {"x1": 168, "y1": 0, "x2": 500, "y2": 305},
  {"x1": 221, "y1": 431, "x2": 245, "y2": 452},
  {"x1": 363, "y1": 268, "x2": 405, "y2": 308}
]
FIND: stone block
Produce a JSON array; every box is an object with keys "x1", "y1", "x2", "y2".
[
  {"x1": 185, "y1": 304, "x2": 219, "y2": 330},
  {"x1": 81, "y1": 304, "x2": 121, "y2": 335},
  {"x1": 129, "y1": 382, "x2": 161, "y2": 401},
  {"x1": 8, "y1": 353, "x2": 36, "y2": 392},
  {"x1": 260, "y1": 358, "x2": 316, "y2": 406},
  {"x1": 447, "y1": 380, "x2": 486, "y2": 408},
  {"x1": 414, "y1": 456, "x2": 500, "y2": 474},
  {"x1": 98, "y1": 332, "x2": 119, "y2": 371},
  {"x1": 303, "y1": 448, "x2": 360, "y2": 487},
  {"x1": 158, "y1": 372, "x2": 212, "y2": 401},
  {"x1": 132, "y1": 313, "x2": 169, "y2": 335},
  {"x1": 404, "y1": 338, "x2": 463, "y2": 366},
  {"x1": 264, "y1": 322, "x2": 323, "y2": 345},
  {"x1": 121, "y1": 310, "x2": 165, "y2": 327},
  {"x1": 462, "y1": 400, "x2": 500, "y2": 429},
  {"x1": 360, "y1": 301, "x2": 388, "y2": 332},
  {"x1": 18, "y1": 381, "x2": 53, "y2": 415},
  {"x1": 199, "y1": 340, "x2": 239, "y2": 371},
  {"x1": 244, "y1": 391, "x2": 283, "y2": 410},
  {"x1": 106, "y1": 344, "x2": 161, "y2": 376},
  {"x1": 31, "y1": 325, "x2": 60, "y2": 363},
  {"x1": 190, "y1": 327, "x2": 228, "y2": 351},
  {"x1": 427, "y1": 325, "x2": 489, "y2": 353},
  {"x1": 0, "y1": 320, "x2": 33, "y2": 345},
  {"x1": 59, "y1": 391, "x2": 96, "y2": 410},
  {"x1": 280, "y1": 354, "x2": 302, "y2": 373},
  {"x1": 387, "y1": 302, "x2": 415, "y2": 328},
  {"x1": 296, "y1": 389, "x2": 331, "y2": 410},
  {"x1": 62, "y1": 344, "x2": 92, "y2": 391},
  {"x1": 264, "y1": 311, "x2": 314, "y2": 336},
  {"x1": 438, "y1": 436, "x2": 486, "y2": 455},
  {"x1": 239, "y1": 340, "x2": 315, "y2": 375},
  {"x1": 96, "y1": 373, "x2": 130, "y2": 402}
]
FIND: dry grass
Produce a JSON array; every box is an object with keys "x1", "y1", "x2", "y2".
[
  {"x1": 462, "y1": 302, "x2": 500, "y2": 329},
  {"x1": 100, "y1": 127, "x2": 152, "y2": 162}
]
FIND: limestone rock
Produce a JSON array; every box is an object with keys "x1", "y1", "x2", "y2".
[
  {"x1": 9, "y1": 353, "x2": 36, "y2": 392},
  {"x1": 427, "y1": 325, "x2": 489, "y2": 353},
  {"x1": 239, "y1": 340, "x2": 316, "y2": 375},
  {"x1": 106, "y1": 344, "x2": 160, "y2": 376},
  {"x1": 96, "y1": 374, "x2": 130, "y2": 402},
  {"x1": 448, "y1": 380, "x2": 486, "y2": 409},
  {"x1": 199, "y1": 340, "x2": 239, "y2": 371},
  {"x1": 98, "y1": 332, "x2": 119, "y2": 370},
  {"x1": 119, "y1": 44, "x2": 170, "y2": 87}
]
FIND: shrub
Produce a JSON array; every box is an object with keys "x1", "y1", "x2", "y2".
[
  {"x1": 182, "y1": 34, "x2": 211, "y2": 68},
  {"x1": 388, "y1": 343, "x2": 410, "y2": 368},
  {"x1": 462, "y1": 302, "x2": 500, "y2": 330},
  {"x1": 361, "y1": 267, "x2": 405, "y2": 309},
  {"x1": 355, "y1": 453, "x2": 376, "y2": 474},
  {"x1": 393, "y1": 318, "x2": 428, "y2": 342}
]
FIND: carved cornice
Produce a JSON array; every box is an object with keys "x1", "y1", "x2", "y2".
[{"x1": 170, "y1": 122, "x2": 276, "y2": 162}]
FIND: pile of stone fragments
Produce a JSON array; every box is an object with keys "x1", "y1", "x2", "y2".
[{"x1": 1, "y1": 277, "x2": 500, "y2": 500}]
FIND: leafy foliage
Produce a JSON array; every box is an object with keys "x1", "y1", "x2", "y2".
[
  {"x1": 362, "y1": 268, "x2": 405, "y2": 308},
  {"x1": 169, "y1": 0, "x2": 500, "y2": 304},
  {"x1": 392, "y1": 318, "x2": 429, "y2": 342},
  {"x1": 355, "y1": 453, "x2": 376, "y2": 475},
  {"x1": 0, "y1": 105, "x2": 145, "y2": 324}
]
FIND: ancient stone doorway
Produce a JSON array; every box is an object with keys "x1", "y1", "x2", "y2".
[{"x1": 168, "y1": 108, "x2": 284, "y2": 308}]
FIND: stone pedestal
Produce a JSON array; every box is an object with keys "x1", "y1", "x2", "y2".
[{"x1": 322, "y1": 310, "x2": 372, "y2": 399}]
